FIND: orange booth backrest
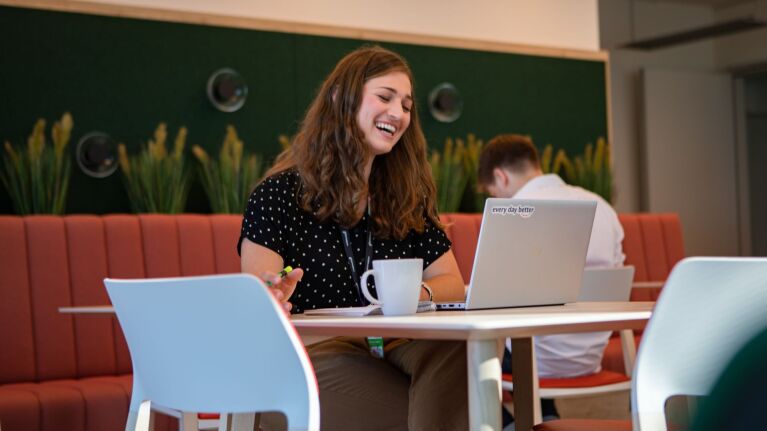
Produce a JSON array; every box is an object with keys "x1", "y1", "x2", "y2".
[
  {"x1": 439, "y1": 213, "x2": 482, "y2": 284},
  {"x1": 439, "y1": 212, "x2": 685, "y2": 290},
  {"x1": 618, "y1": 213, "x2": 685, "y2": 281},
  {"x1": 0, "y1": 214, "x2": 242, "y2": 385},
  {"x1": 439, "y1": 212, "x2": 685, "y2": 375},
  {"x1": 0, "y1": 212, "x2": 684, "y2": 386}
]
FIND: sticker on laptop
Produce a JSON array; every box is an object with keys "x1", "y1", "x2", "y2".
[{"x1": 490, "y1": 204, "x2": 535, "y2": 218}]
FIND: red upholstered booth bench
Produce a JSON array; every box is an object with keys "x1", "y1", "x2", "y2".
[
  {"x1": 439, "y1": 212, "x2": 685, "y2": 374},
  {"x1": 0, "y1": 212, "x2": 683, "y2": 430},
  {"x1": 0, "y1": 214, "x2": 242, "y2": 431}
]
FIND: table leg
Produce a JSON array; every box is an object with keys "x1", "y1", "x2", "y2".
[
  {"x1": 231, "y1": 413, "x2": 256, "y2": 430},
  {"x1": 125, "y1": 409, "x2": 138, "y2": 431},
  {"x1": 511, "y1": 337, "x2": 542, "y2": 431},
  {"x1": 467, "y1": 339, "x2": 502, "y2": 431}
]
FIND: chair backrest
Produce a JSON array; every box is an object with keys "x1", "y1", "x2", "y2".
[
  {"x1": 439, "y1": 213, "x2": 483, "y2": 284},
  {"x1": 579, "y1": 266, "x2": 635, "y2": 302},
  {"x1": 104, "y1": 274, "x2": 319, "y2": 430},
  {"x1": 618, "y1": 213, "x2": 684, "y2": 288},
  {"x1": 689, "y1": 327, "x2": 767, "y2": 431},
  {"x1": 632, "y1": 258, "x2": 767, "y2": 430}
]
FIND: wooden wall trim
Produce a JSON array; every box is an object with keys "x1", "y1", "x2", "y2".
[{"x1": 0, "y1": 0, "x2": 609, "y2": 62}]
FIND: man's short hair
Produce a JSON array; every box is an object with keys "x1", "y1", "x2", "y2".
[{"x1": 478, "y1": 134, "x2": 539, "y2": 186}]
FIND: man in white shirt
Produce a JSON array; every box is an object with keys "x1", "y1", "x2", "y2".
[{"x1": 478, "y1": 134, "x2": 625, "y2": 424}]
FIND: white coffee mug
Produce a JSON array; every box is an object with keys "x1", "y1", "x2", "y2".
[{"x1": 360, "y1": 259, "x2": 423, "y2": 316}]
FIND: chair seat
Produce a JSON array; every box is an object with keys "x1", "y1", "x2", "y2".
[
  {"x1": 602, "y1": 333, "x2": 642, "y2": 374},
  {"x1": 533, "y1": 418, "x2": 631, "y2": 431},
  {"x1": 502, "y1": 370, "x2": 630, "y2": 388}
]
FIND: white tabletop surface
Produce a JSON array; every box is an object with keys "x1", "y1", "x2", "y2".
[
  {"x1": 59, "y1": 301, "x2": 653, "y2": 431},
  {"x1": 290, "y1": 301, "x2": 653, "y2": 339}
]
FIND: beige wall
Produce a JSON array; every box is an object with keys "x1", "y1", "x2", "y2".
[
  {"x1": 642, "y1": 69, "x2": 739, "y2": 256},
  {"x1": 600, "y1": 0, "x2": 767, "y2": 255},
  {"x1": 715, "y1": 2, "x2": 767, "y2": 69},
  {"x1": 600, "y1": 0, "x2": 718, "y2": 215},
  {"x1": 71, "y1": 0, "x2": 601, "y2": 51}
]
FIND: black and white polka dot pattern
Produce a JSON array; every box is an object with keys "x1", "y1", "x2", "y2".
[{"x1": 237, "y1": 169, "x2": 451, "y2": 314}]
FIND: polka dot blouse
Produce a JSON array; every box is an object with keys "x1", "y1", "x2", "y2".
[{"x1": 237, "y1": 169, "x2": 451, "y2": 314}]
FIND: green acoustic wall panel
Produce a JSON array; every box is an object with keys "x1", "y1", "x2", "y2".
[{"x1": 0, "y1": 5, "x2": 607, "y2": 214}]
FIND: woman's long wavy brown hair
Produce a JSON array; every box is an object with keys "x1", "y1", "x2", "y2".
[{"x1": 264, "y1": 45, "x2": 441, "y2": 240}]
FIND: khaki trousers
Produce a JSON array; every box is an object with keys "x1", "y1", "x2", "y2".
[{"x1": 262, "y1": 337, "x2": 468, "y2": 430}]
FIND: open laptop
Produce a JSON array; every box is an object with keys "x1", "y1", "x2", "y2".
[
  {"x1": 579, "y1": 266, "x2": 635, "y2": 302},
  {"x1": 436, "y1": 198, "x2": 596, "y2": 310}
]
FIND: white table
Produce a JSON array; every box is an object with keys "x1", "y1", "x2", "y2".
[
  {"x1": 291, "y1": 301, "x2": 653, "y2": 431},
  {"x1": 61, "y1": 301, "x2": 653, "y2": 431}
]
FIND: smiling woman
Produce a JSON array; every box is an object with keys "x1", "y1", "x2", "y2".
[
  {"x1": 261, "y1": 45, "x2": 441, "y2": 241},
  {"x1": 357, "y1": 71, "x2": 413, "y2": 156},
  {"x1": 238, "y1": 45, "x2": 468, "y2": 430}
]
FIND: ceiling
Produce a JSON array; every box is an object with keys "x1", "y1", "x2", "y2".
[
  {"x1": 647, "y1": 0, "x2": 756, "y2": 8},
  {"x1": 624, "y1": 0, "x2": 766, "y2": 49}
]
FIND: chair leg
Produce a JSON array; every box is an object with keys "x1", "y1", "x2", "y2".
[
  {"x1": 619, "y1": 329, "x2": 637, "y2": 374},
  {"x1": 181, "y1": 412, "x2": 200, "y2": 431},
  {"x1": 230, "y1": 413, "x2": 256, "y2": 431},
  {"x1": 216, "y1": 414, "x2": 229, "y2": 431},
  {"x1": 503, "y1": 401, "x2": 515, "y2": 416},
  {"x1": 136, "y1": 401, "x2": 153, "y2": 431}
]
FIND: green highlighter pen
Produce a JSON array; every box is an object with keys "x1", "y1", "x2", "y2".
[{"x1": 265, "y1": 266, "x2": 293, "y2": 287}]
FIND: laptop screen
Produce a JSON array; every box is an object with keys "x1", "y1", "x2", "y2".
[{"x1": 462, "y1": 198, "x2": 596, "y2": 310}]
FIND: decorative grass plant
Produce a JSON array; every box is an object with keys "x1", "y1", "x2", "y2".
[
  {"x1": 0, "y1": 113, "x2": 73, "y2": 214},
  {"x1": 541, "y1": 137, "x2": 613, "y2": 203},
  {"x1": 460, "y1": 134, "x2": 487, "y2": 212},
  {"x1": 192, "y1": 125, "x2": 263, "y2": 214},
  {"x1": 117, "y1": 123, "x2": 191, "y2": 213},
  {"x1": 278, "y1": 134, "x2": 291, "y2": 151},
  {"x1": 540, "y1": 142, "x2": 569, "y2": 177},
  {"x1": 428, "y1": 134, "x2": 489, "y2": 213},
  {"x1": 430, "y1": 136, "x2": 469, "y2": 213}
]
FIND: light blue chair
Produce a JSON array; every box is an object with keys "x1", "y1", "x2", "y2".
[
  {"x1": 536, "y1": 257, "x2": 767, "y2": 431},
  {"x1": 105, "y1": 273, "x2": 319, "y2": 431},
  {"x1": 632, "y1": 257, "x2": 767, "y2": 430}
]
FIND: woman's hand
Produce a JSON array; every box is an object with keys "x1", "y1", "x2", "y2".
[
  {"x1": 261, "y1": 268, "x2": 304, "y2": 313},
  {"x1": 241, "y1": 238, "x2": 304, "y2": 314}
]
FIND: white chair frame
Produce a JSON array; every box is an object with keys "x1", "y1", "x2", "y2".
[
  {"x1": 502, "y1": 266, "x2": 637, "y2": 422},
  {"x1": 105, "y1": 273, "x2": 320, "y2": 431},
  {"x1": 632, "y1": 257, "x2": 767, "y2": 430}
]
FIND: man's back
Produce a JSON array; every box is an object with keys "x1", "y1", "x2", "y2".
[
  {"x1": 513, "y1": 173, "x2": 625, "y2": 377},
  {"x1": 514, "y1": 174, "x2": 624, "y2": 269}
]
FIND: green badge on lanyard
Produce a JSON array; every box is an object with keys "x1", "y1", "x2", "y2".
[{"x1": 367, "y1": 336, "x2": 384, "y2": 359}]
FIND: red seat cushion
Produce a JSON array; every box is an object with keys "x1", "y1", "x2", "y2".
[
  {"x1": 502, "y1": 370, "x2": 630, "y2": 388},
  {"x1": 534, "y1": 418, "x2": 631, "y2": 431},
  {"x1": 0, "y1": 375, "x2": 133, "y2": 431},
  {"x1": 602, "y1": 333, "x2": 644, "y2": 374}
]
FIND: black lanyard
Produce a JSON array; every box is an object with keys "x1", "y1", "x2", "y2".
[{"x1": 338, "y1": 208, "x2": 373, "y2": 306}]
